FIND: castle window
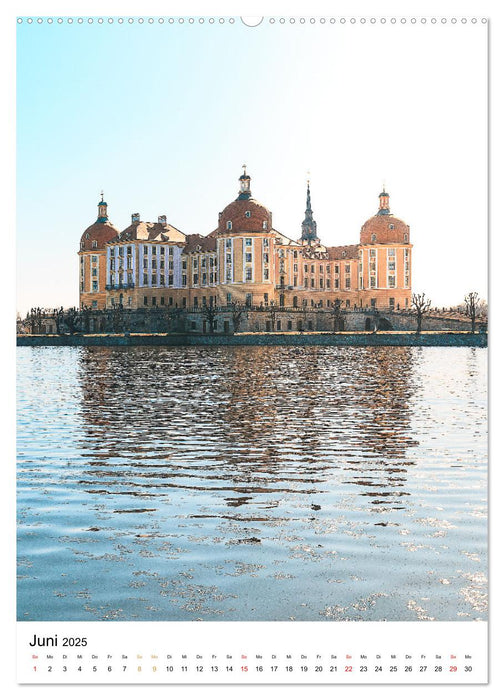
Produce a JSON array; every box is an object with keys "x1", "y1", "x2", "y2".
[
  {"x1": 404, "y1": 233, "x2": 408, "y2": 242},
  {"x1": 92, "y1": 281, "x2": 98, "y2": 291},
  {"x1": 92, "y1": 256, "x2": 98, "y2": 263},
  {"x1": 225, "y1": 239, "x2": 232, "y2": 249},
  {"x1": 371, "y1": 234, "x2": 377, "y2": 242},
  {"x1": 245, "y1": 253, "x2": 252, "y2": 263},
  {"x1": 245, "y1": 238, "x2": 252, "y2": 246},
  {"x1": 143, "y1": 296, "x2": 148, "y2": 306},
  {"x1": 389, "y1": 224, "x2": 395, "y2": 230},
  {"x1": 92, "y1": 240, "x2": 97, "y2": 249},
  {"x1": 263, "y1": 221, "x2": 268, "y2": 230},
  {"x1": 245, "y1": 211, "x2": 251, "y2": 218},
  {"x1": 227, "y1": 221, "x2": 232, "y2": 230},
  {"x1": 245, "y1": 267, "x2": 253, "y2": 281}
]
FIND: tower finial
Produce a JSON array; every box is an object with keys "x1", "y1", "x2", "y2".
[
  {"x1": 238, "y1": 166, "x2": 251, "y2": 200},
  {"x1": 377, "y1": 186, "x2": 390, "y2": 215},
  {"x1": 96, "y1": 192, "x2": 108, "y2": 223}
]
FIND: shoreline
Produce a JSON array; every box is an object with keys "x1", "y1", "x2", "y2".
[{"x1": 16, "y1": 331, "x2": 487, "y2": 348}]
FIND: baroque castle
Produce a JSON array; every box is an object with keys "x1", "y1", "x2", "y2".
[{"x1": 78, "y1": 170, "x2": 412, "y2": 324}]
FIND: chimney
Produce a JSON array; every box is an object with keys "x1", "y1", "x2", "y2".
[
  {"x1": 131, "y1": 213, "x2": 140, "y2": 223},
  {"x1": 158, "y1": 215, "x2": 167, "y2": 225}
]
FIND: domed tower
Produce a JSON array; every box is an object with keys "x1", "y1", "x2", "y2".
[
  {"x1": 78, "y1": 193, "x2": 120, "y2": 309},
  {"x1": 216, "y1": 168, "x2": 274, "y2": 307},
  {"x1": 358, "y1": 188, "x2": 412, "y2": 310}
]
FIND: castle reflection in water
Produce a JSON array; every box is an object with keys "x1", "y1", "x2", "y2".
[{"x1": 17, "y1": 345, "x2": 487, "y2": 621}]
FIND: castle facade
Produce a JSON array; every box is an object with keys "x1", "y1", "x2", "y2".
[{"x1": 78, "y1": 170, "x2": 412, "y2": 316}]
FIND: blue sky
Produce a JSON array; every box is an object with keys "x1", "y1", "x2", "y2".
[{"x1": 16, "y1": 15, "x2": 488, "y2": 313}]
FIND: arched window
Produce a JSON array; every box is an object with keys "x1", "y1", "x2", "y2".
[
  {"x1": 245, "y1": 211, "x2": 251, "y2": 218},
  {"x1": 92, "y1": 240, "x2": 97, "y2": 249},
  {"x1": 226, "y1": 221, "x2": 232, "y2": 230},
  {"x1": 371, "y1": 234, "x2": 377, "y2": 243},
  {"x1": 293, "y1": 296, "x2": 298, "y2": 308}
]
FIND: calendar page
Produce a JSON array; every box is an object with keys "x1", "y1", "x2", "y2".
[{"x1": 12, "y1": 0, "x2": 493, "y2": 693}]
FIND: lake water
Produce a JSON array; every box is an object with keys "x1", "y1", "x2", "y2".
[{"x1": 17, "y1": 345, "x2": 487, "y2": 622}]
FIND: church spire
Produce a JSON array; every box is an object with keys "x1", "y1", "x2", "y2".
[{"x1": 301, "y1": 179, "x2": 319, "y2": 245}]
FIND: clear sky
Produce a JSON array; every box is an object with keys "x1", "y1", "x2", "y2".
[{"x1": 16, "y1": 14, "x2": 487, "y2": 314}]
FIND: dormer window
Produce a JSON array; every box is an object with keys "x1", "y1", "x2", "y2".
[
  {"x1": 245, "y1": 211, "x2": 251, "y2": 218},
  {"x1": 389, "y1": 224, "x2": 395, "y2": 230},
  {"x1": 371, "y1": 234, "x2": 377, "y2": 242},
  {"x1": 404, "y1": 233, "x2": 408, "y2": 242},
  {"x1": 92, "y1": 240, "x2": 97, "y2": 249},
  {"x1": 226, "y1": 221, "x2": 232, "y2": 230},
  {"x1": 262, "y1": 221, "x2": 268, "y2": 230}
]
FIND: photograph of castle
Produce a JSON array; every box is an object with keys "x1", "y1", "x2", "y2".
[{"x1": 16, "y1": 16, "x2": 487, "y2": 626}]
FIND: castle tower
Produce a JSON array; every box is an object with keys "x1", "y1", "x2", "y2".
[{"x1": 300, "y1": 180, "x2": 320, "y2": 246}]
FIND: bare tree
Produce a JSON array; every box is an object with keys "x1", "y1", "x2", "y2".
[
  {"x1": 267, "y1": 302, "x2": 277, "y2": 331},
  {"x1": 201, "y1": 300, "x2": 219, "y2": 334},
  {"x1": 230, "y1": 302, "x2": 245, "y2": 333},
  {"x1": 411, "y1": 292, "x2": 431, "y2": 334},
  {"x1": 64, "y1": 307, "x2": 80, "y2": 334},
  {"x1": 331, "y1": 298, "x2": 342, "y2": 331},
  {"x1": 464, "y1": 291, "x2": 481, "y2": 333}
]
